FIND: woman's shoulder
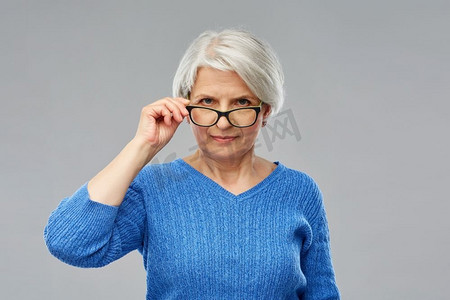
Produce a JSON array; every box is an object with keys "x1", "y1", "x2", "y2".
[
  {"x1": 141, "y1": 158, "x2": 184, "y2": 172},
  {"x1": 276, "y1": 162, "x2": 319, "y2": 187},
  {"x1": 276, "y1": 163, "x2": 325, "y2": 218},
  {"x1": 133, "y1": 158, "x2": 188, "y2": 185}
]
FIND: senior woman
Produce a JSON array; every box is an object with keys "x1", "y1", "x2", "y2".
[{"x1": 44, "y1": 29, "x2": 340, "y2": 299}]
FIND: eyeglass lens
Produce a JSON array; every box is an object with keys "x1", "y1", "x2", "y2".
[{"x1": 190, "y1": 107, "x2": 257, "y2": 127}]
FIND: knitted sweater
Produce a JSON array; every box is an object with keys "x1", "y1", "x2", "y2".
[{"x1": 44, "y1": 159, "x2": 340, "y2": 299}]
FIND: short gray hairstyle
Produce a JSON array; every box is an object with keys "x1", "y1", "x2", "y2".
[{"x1": 172, "y1": 29, "x2": 285, "y2": 115}]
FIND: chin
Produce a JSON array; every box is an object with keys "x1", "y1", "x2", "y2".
[{"x1": 200, "y1": 142, "x2": 254, "y2": 162}]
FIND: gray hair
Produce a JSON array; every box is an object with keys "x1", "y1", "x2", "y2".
[{"x1": 172, "y1": 29, "x2": 285, "y2": 115}]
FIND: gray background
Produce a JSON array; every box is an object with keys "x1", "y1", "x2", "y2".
[{"x1": 1, "y1": 0, "x2": 449, "y2": 299}]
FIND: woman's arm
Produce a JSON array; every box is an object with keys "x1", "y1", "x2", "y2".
[
  {"x1": 300, "y1": 183, "x2": 340, "y2": 300},
  {"x1": 44, "y1": 97, "x2": 189, "y2": 266},
  {"x1": 44, "y1": 181, "x2": 146, "y2": 267},
  {"x1": 87, "y1": 97, "x2": 189, "y2": 206}
]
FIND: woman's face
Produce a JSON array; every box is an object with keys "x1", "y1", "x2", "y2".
[{"x1": 189, "y1": 67, "x2": 271, "y2": 162}]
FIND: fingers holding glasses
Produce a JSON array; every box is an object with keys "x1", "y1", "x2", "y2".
[
  {"x1": 135, "y1": 97, "x2": 190, "y2": 147},
  {"x1": 161, "y1": 97, "x2": 190, "y2": 124},
  {"x1": 144, "y1": 98, "x2": 189, "y2": 125}
]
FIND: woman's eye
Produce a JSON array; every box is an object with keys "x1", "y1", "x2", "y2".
[
  {"x1": 200, "y1": 98, "x2": 213, "y2": 105},
  {"x1": 237, "y1": 99, "x2": 251, "y2": 106}
]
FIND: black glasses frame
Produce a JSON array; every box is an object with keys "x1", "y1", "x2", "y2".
[{"x1": 186, "y1": 102, "x2": 262, "y2": 128}]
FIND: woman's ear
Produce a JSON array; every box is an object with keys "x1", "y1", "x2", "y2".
[
  {"x1": 262, "y1": 104, "x2": 272, "y2": 126},
  {"x1": 263, "y1": 104, "x2": 271, "y2": 117}
]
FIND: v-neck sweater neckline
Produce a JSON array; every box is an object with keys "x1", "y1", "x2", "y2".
[{"x1": 175, "y1": 158, "x2": 284, "y2": 201}]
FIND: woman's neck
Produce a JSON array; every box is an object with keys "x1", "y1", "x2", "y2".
[
  {"x1": 183, "y1": 149, "x2": 276, "y2": 195},
  {"x1": 185, "y1": 148, "x2": 258, "y2": 185}
]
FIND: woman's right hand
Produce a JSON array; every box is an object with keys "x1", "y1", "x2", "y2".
[
  {"x1": 87, "y1": 97, "x2": 190, "y2": 206},
  {"x1": 133, "y1": 97, "x2": 190, "y2": 153}
]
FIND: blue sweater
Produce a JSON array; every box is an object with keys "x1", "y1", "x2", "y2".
[{"x1": 44, "y1": 159, "x2": 340, "y2": 299}]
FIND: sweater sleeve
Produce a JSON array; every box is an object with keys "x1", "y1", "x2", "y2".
[
  {"x1": 300, "y1": 181, "x2": 340, "y2": 300},
  {"x1": 43, "y1": 180, "x2": 146, "y2": 268}
]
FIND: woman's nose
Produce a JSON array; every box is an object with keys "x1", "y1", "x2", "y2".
[{"x1": 215, "y1": 115, "x2": 233, "y2": 129}]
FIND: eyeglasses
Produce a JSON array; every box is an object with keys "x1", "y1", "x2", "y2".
[{"x1": 186, "y1": 102, "x2": 263, "y2": 128}]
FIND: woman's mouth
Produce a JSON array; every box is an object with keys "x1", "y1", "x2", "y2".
[{"x1": 211, "y1": 135, "x2": 237, "y2": 143}]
